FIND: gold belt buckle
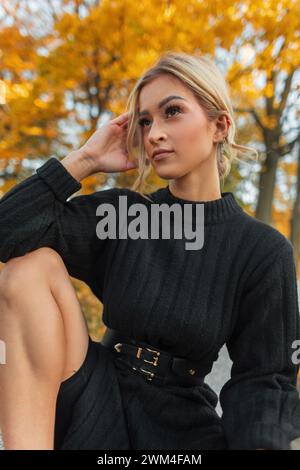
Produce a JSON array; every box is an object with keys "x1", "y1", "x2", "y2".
[
  {"x1": 114, "y1": 343, "x2": 122, "y2": 353},
  {"x1": 136, "y1": 346, "x2": 161, "y2": 366},
  {"x1": 139, "y1": 368, "x2": 155, "y2": 381}
]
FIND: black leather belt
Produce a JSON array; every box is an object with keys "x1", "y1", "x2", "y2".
[{"x1": 100, "y1": 327, "x2": 206, "y2": 387}]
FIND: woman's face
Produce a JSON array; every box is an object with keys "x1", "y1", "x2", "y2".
[{"x1": 137, "y1": 73, "x2": 220, "y2": 180}]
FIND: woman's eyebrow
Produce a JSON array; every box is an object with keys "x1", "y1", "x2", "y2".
[{"x1": 138, "y1": 95, "x2": 187, "y2": 118}]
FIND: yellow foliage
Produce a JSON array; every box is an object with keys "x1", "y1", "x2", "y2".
[
  {"x1": 0, "y1": 80, "x2": 6, "y2": 105},
  {"x1": 272, "y1": 207, "x2": 291, "y2": 239},
  {"x1": 22, "y1": 126, "x2": 44, "y2": 136},
  {"x1": 33, "y1": 98, "x2": 49, "y2": 109},
  {"x1": 71, "y1": 277, "x2": 104, "y2": 341}
]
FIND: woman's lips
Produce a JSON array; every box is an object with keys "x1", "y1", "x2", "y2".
[{"x1": 153, "y1": 151, "x2": 174, "y2": 161}]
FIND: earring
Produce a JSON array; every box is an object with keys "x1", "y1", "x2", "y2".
[{"x1": 218, "y1": 138, "x2": 225, "y2": 150}]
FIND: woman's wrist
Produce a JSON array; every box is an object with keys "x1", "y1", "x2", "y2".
[{"x1": 60, "y1": 149, "x2": 95, "y2": 183}]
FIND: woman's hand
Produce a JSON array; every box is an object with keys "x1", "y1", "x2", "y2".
[{"x1": 79, "y1": 111, "x2": 138, "y2": 174}]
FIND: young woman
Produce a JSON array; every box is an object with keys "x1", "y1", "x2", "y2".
[{"x1": 0, "y1": 52, "x2": 300, "y2": 450}]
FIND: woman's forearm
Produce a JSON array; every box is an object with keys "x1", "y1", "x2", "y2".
[{"x1": 0, "y1": 157, "x2": 82, "y2": 263}]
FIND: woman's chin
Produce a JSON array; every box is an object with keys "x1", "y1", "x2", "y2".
[
  {"x1": 153, "y1": 166, "x2": 184, "y2": 180},
  {"x1": 151, "y1": 161, "x2": 178, "y2": 178},
  {"x1": 154, "y1": 169, "x2": 177, "y2": 179}
]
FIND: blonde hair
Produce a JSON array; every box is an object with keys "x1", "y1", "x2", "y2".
[{"x1": 125, "y1": 51, "x2": 259, "y2": 202}]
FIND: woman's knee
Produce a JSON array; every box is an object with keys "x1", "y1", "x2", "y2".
[{"x1": 0, "y1": 247, "x2": 66, "y2": 300}]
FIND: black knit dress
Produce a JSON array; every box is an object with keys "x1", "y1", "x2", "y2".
[{"x1": 0, "y1": 157, "x2": 300, "y2": 450}]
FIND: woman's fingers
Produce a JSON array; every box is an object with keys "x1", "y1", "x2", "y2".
[
  {"x1": 111, "y1": 111, "x2": 131, "y2": 126},
  {"x1": 125, "y1": 160, "x2": 137, "y2": 170}
]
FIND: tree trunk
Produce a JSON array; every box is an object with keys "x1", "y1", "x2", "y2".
[
  {"x1": 255, "y1": 148, "x2": 280, "y2": 224},
  {"x1": 290, "y1": 143, "x2": 300, "y2": 277}
]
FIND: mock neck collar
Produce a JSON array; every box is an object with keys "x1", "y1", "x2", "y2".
[{"x1": 150, "y1": 185, "x2": 244, "y2": 224}]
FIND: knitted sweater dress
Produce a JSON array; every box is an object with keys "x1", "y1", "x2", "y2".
[{"x1": 0, "y1": 156, "x2": 300, "y2": 450}]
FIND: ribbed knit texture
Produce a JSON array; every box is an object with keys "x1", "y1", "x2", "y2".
[{"x1": 0, "y1": 156, "x2": 300, "y2": 450}]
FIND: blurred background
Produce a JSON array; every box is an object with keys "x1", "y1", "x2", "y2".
[{"x1": 0, "y1": 0, "x2": 299, "y2": 448}]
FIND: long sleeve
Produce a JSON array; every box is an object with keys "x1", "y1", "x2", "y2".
[
  {"x1": 219, "y1": 239, "x2": 300, "y2": 450},
  {"x1": 0, "y1": 157, "x2": 119, "y2": 299}
]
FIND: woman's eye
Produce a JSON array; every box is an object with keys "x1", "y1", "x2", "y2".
[
  {"x1": 138, "y1": 105, "x2": 181, "y2": 128},
  {"x1": 165, "y1": 104, "x2": 181, "y2": 118}
]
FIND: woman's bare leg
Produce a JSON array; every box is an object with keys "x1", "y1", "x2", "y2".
[{"x1": 0, "y1": 247, "x2": 89, "y2": 450}]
